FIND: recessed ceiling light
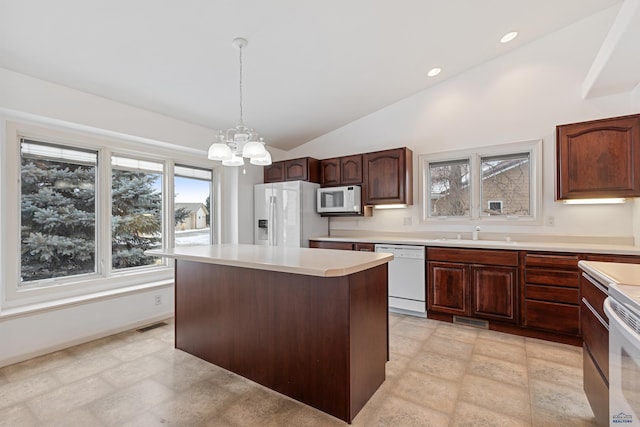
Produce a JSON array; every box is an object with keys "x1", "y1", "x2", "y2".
[
  {"x1": 427, "y1": 67, "x2": 441, "y2": 77},
  {"x1": 500, "y1": 31, "x2": 518, "y2": 43}
]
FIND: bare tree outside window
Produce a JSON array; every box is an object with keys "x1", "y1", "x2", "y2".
[{"x1": 428, "y1": 159, "x2": 470, "y2": 217}]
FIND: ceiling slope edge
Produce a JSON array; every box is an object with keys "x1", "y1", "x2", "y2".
[{"x1": 582, "y1": 0, "x2": 640, "y2": 98}]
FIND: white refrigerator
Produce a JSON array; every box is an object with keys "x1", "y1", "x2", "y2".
[{"x1": 254, "y1": 181, "x2": 328, "y2": 247}]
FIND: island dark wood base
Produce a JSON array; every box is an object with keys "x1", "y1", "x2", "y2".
[{"x1": 174, "y1": 260, "x2": 388, "y2": 423}]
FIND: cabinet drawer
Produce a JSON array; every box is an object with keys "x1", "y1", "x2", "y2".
[
  {"x1": 525, "y1": 269, "x2": 579, "y2": 288},
  {"x1": 309, "y1": 241, "x2": 354, "y2": 250},
  {"x1": 525, "y1": 253, "x2": 579, "y2": 269},
  {"x1": 525, "y1": 284, "x2": 579, "y2": 305},
  {"x1": 581, "y1": 300, "x2": 609, "y2": 380},
  {"x1": 524, "y1": 300, "x2": 580, "y2": 335},
  {"x1": 428, "y1": 248, "x2": 518, "y2": 266},
  {"x1": 581, "y1": 273, "x2": 608, "y2": 322},
  {"x1": 583, "y1": 349, "x2": 609, "y2": 427}
]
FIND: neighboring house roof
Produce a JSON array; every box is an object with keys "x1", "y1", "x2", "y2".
[
  {"x1": 431, "y1": 158, "x2": 528, "y2": 196},
  {"x1": 175, "y1": 203, "x2": 209, "y2": 215}
]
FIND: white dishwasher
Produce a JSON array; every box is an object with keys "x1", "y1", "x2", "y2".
[{"x1": 375, "y1": 244, "x2": 426, "y2": 317}]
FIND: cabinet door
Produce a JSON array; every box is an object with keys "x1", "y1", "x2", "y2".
[
  {"x1": 340, "y1": 155, "x2": 363, "y2": 185},
  {"x1": 471, "y1": 265, "x2": 517, "y2": 322},
  {"x1": 363, "y1": 147, "x2": 412, "y2": 205},
  {"x1": 285, "y1": 158, "x2": 320, "y2": 183},
  {"x1": 428, "y1": 261, "x2": 468, "y2": 316},
  {"x1": 320, "y1": 158, "x2": 340, "y2": 186},
  {"x1": 285, "y1": 158, "x2": 309, "y2": 181},
  {"x1": 264, "y1": 161, "x2": 285, "y2": 183},
  {"x1": 556, "y1": 114, "x2": 640, "y2": 199}
]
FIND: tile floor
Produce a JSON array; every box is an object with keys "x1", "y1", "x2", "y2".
[{"x1": 0, "y1": 314, "x2": 597, "y2": 426}]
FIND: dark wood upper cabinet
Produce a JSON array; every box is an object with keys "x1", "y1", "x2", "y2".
[
  {"x1": 363, "y1": 147, "x2": 413, "y2": 205},
  {"x1": 556, "y1": 114, "x2": 640, "y2": 200},
  {"x1": 263, "y1": 161, "x2": 285, "y2": 183},
  {"x1": 263, "y1": 157, "x2": 320, "y2": 183},
  {"x1": 320, "y1": 155, "x2": 363, "y2": 187}
]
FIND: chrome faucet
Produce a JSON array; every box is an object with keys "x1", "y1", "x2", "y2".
[{"x1": 472, "y1": 225, "x2": 481, "y2": 241}]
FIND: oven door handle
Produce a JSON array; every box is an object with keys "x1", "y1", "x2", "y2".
[{"x1": 605, "y1": 297, "x2": 640, "y2": 343}]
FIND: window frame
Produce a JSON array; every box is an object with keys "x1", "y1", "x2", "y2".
[
  {"x1": 1, "y1": 119, "x2": 218, "y2": 309},
  {"x1": 420, "y1": 139, "x2": 542, "y2": 225}
]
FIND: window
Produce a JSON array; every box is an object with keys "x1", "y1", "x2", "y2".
[
  {"x1": 3, "y1": 120, "x2": 218, "y2": 306},
  {"x1": 428, "y1": 159, "x2": 471, "y2": 218},
  {"x1": 481, "y1": 153, "x2": 530, "y2": 217},
  {"x1": 20, "y1": 139, "x2": 98, "y2": 283},
  {"x1": 174, "y1": 165, "x2": 213, "y2": 247},
  {"x1": 421, "y1": 140, "x2": 541, "y2": 223},
  {"x1": 111, "y1": 156, "x2": 163, "y2": 270}
]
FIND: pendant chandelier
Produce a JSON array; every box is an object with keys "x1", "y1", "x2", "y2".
[{"x1": 208, "y1": 37, "x2": 272, "y2": 166}]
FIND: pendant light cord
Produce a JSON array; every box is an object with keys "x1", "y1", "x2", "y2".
[{"x1": 238, "y1": 43, "x2": 244, "y2": 126}]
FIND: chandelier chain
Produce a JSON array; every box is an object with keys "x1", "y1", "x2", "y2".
[{"x1": 238, "y1": 42, "x2": 244, "y2": 125}]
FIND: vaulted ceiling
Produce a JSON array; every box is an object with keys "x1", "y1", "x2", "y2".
[{"x1": 1, "y1": 0, "x2": 635, "y2": 151}]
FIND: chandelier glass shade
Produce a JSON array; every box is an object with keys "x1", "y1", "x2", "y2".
[{"x1": 208, "y1": 38, "x2": 271, "y2": 166}]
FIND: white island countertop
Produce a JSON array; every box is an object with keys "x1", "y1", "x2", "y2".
[
  {"x1": 578, "y1": 260, "x2": 640, "y2": 287},
  {"x1": 146, "y1": 244, "x2": 393, "y2": 277}
]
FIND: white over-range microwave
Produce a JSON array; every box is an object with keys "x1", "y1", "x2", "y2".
[{"x1": 317, "y1": 185, "x2": 362, "y2": 214}]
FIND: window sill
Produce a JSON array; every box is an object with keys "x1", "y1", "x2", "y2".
[{"x1": 0, "y1": 279, "x2": 173, "y2": 320}]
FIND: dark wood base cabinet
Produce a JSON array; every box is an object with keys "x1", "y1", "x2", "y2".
[{"x1": 174, "y1": 260, "x2": 388, "y2": 423}]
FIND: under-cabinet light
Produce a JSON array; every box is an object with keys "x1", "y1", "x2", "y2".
[
  {"x1": 373, "y1": 204, "x2": 408, "y2": 209},
  {"x1": 562, "y1": 198, "x2": 626, "y2": 205}
]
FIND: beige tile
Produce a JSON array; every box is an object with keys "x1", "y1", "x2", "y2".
[
  {"x1": 528, "y1": 357, "x2": 584, "y2": 390},
  {"x1": 220, "y1": 386, "x2": 302, "y2": 426},
  {"x1": 477, "y1": 328, "x2": 526, "y2": 346},
  {"x1": 0, "y1": 372, "x2": 61, "y2": 410},
  {"x1": 389, "y1": 334, "x2": 423, "y2": 357},
  {"x1": 88, "y1": 378, "x2": 174, "y2": 426},
  {"x1": 99, "y1": 354, "x2": 170, "y2": 388},
  {"x1": 473, "y1": 337, "x2": 527, "y2": 365},
  {"x1": 526, "y1": 338, "x2": 583, "y2": 367},
  {"x1": 385, "y1": 352, "x2": 411, "y2": 379},
  {"x1": 51, "y1": 352, "x2": 121, "y2": 384},
  {"x1": 0, "y1": 404, "x2": 37, "y2": 427},
  {"x1": 0, "y1": 350, "x2": 73, "y2": 382},
  {"x1": 153, "y1": 355, "x2": 228, "y2": 393},
  {"x1": 409, "y1": 349, "x2": 468, "y2": 382},
  {"x1": 433, "y1": 323, "x2": 480, "y2": 344},
  {"x1": 458, "y1": 374, "x2": 532, "y2": 422},
  {"x1": 149, "y1": 379, "x2": 239, "y2": 426},
  {"x1": 530, "y1": 378, "x2": 595, "y2": 421},
  {"x1": 285, "y1": 404, "x2": 347, "y2": 427},
  {"x1": 370, "y1": 395, "x2": 450, "y2": 427},
  {"x1": 451, "y1": 401, "x2": 532, "y2": 427},
  {"x1": 108, "y1": 337, "x2": 167, "y2": 362},
  {"x1": 391, "y1": 320, "x2": 435, "y2": 341},
  {"x1": 27, "y1": 376, "x2": 114, "y2": 421},
  {"x1": 423, "y1": 334, "x2": 475, "y2": 361},
  {"x1": 392, "y1": 370, "x2": 460, "y2": 414},
  {"x1": 39, "y1": 408, "x2": 105, "y2": 427},
  {"x1": 467, "y1": 353, "x2": 528, "y2": 388}
]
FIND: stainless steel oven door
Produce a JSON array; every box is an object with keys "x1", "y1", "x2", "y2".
[{"x1": 605, "y1": 297, "x2": 640, "y2": 426}]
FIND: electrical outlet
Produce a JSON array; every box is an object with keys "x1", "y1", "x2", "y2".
[
  {"x1": 154, "y1": 295, "x2": 162, "y2": 306},
  {"x1": 403, "y1": 216, "x2": 412, "y2": 226},
  {"x1": 545, "y1": 216, "x2": 555, "y2": 226}
]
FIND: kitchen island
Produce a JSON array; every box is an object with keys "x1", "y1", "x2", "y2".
[{"x1": 147, "y1": 244, "x2": 393, "y2": 423}]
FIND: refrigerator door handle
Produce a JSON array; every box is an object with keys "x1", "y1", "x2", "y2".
[{"x1": 268, "y1": 195, "x2": 276, "y2": 246}]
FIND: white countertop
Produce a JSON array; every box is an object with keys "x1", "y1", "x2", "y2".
[
  {"x1": 579, "y1": 261, "x2": 640, "y2": 287},
  {"x1": 146, "y1": 244, "x2": 393, "y2": 277},
  {"x1": 311, "y1": 236, "x2": 640, "y2": 255}
]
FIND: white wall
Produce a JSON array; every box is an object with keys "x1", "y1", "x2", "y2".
[
  {"x1": 0, "y1": 67, "x2": 260, "y2": 366},
  {"x1": 286, "y1": 6, "x2": 640, "y2": 242}
]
